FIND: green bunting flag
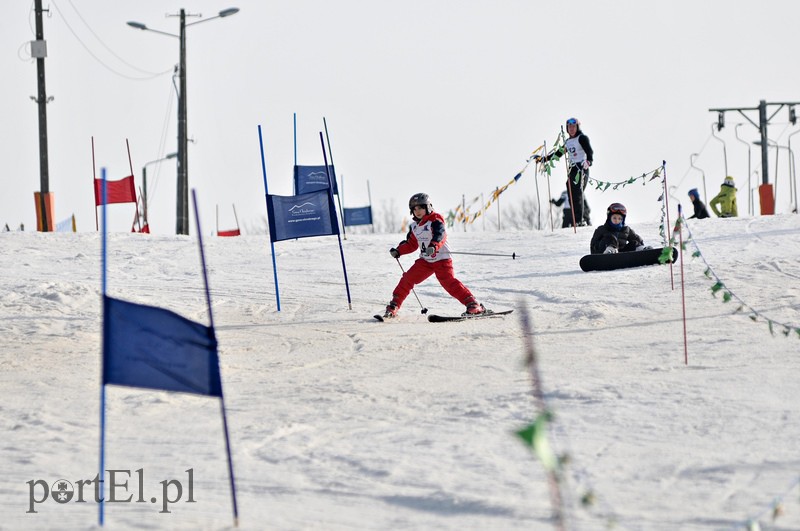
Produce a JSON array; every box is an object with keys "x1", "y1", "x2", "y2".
[
  {"x1": 658, "y1": 246, "x2": 674, "y2": 264},
  {"x1": 589, "y1": 165, "x2": 663, "y2": 191},
  {"x1": 515, "y1": 411, "x2": 557, "y2": 471}
]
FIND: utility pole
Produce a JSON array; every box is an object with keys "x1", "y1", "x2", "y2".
[
  {"x1": 32, "y1": 0, "x2": 52, "y2": 231},
  {"x1": 177, "y1": 9, "x2": 188, "y2": 235},
  {"x1": 127, "y1": 7, "x2": 238, "y2": 235},
  {"x1": 709, "y1": 100, "x2": 800, "y2": 215}
]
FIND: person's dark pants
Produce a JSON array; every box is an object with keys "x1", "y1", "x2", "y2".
[{"x1": 566, "y1": 165, "x2": 587, "y2": 226}]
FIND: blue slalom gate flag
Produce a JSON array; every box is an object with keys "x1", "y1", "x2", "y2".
[
  {"x1": 343, "y1": 206, "x2": 373, "y2": 227},
  {"x1": 102, "y1": 295, "x2": 222, "y2": 397},
  {"x1": 294, "y1": 164, "x2": 338, "y2": 195},
  {"x1": 267, "y1": 189, "x2": 339, "y2": 242}
]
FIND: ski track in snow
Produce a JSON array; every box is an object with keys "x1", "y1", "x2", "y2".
[{"x1": 1, "y1": 216, "x2": 799, "y2": 530}]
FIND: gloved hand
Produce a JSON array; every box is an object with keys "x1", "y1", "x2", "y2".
[
  {"x1": 533, "y1": 154, "x2": 543, "y2": 163},
  {"x1": 603, "y1": 246, "x2": 617, "y2": 254},
  {"x1": 389, "y1": 248, "x2": 400, "y2": 259},
  {"x1": 581, "y1": 160, "x2": 591, "y2": 171},
  {"x1": 424, "y1": 244, "x2": 437, "y2": 257},
  {"x1": 635, "y1": 245, "x2": 653, "y2": 251},
  {"x1": 550, "y1": 198, "x2": 557, "y2": 205}
]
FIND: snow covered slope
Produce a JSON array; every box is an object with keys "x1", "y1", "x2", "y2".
[{"x1": 1, "y1": 214, "x2": 799, "y2": 529}]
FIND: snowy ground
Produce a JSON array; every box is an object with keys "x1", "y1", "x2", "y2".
[{"x1": 1, "y1": 213, "x2": 799, "y2": 530}]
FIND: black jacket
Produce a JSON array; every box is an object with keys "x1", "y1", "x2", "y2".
[
  {"x1": 590, "y1": 222, "x2": 644, "y2": 254},
  {"x1": 689, "y1": 198, "x2": 710, "y2": 219}
]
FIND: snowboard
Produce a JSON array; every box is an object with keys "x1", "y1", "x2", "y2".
[
  {"x1": 579, "y1": 247, "x2": 678, "y2": 272},
  {"x1": 427, "y1": 309, "x2": 514, "y2": 323}
]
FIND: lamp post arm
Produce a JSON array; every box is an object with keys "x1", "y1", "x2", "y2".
[
  {"x1": 126, "y1": 23, "x2": 178, "y2": 39},
  {"x1": 141, "y1": 153, "x2": 178, "y2": 226},
  {"x1": 186, "y1": 8, "x2": 240, "y2": 28}
]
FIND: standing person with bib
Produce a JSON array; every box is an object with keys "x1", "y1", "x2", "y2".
[
  {"x1": 383, "y1": 193, "x2": 485, "y2": 319},
  {"x1": 536, "y1": 117, "x2": 594, "y2": 227}
]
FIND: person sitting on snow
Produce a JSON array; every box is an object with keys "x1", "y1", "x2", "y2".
[
  {"x1": 590, "y1": 202, "x2": 647, "y2": 254},
  {"x1": 709, "y1": 176, "x2": 738, "y2": 218},
  {"x1": 687, "y1": 188, "x2": 710, "y2": 219}
]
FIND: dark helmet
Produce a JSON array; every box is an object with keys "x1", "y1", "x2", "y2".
[
  {"x1": 409, "y1": 193, "x2": 432, "y2": 215},
  {"x1": 688, "y1": 188, "x2": 700, "y2": 199},
  {"x1": 566, "y1": 117, "x2": 581, "y2": 128},
  {"x1": 606, "y1": 202, "x2": 627, "y2": 224}
]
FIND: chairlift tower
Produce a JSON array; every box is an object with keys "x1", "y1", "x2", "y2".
[{"x1": 709, "y1": 100, "x2": 800, "y2": 214}]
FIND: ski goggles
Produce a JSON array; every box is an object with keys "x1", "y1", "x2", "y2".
[
  {"x1": 566, "y1": 118, "x2": 578, "y2": 125},
  {"x1": 607, "y1": 203, "x2": 627, "y2": 216}
]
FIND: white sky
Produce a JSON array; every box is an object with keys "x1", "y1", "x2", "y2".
[{"x1": 3, "y1": 0, "x2": 800, "y2": 233}]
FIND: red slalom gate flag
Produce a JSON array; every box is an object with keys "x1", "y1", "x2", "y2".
[{"x1": 94, "y1": 175, "x2": 136, "y2": 205}]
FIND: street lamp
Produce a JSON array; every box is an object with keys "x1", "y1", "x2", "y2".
[
  {"x1": 142, "y1": 152, "x2": 178, "y2": 228},
  {"x1": 127, "y1": 7, "x2": 239, "y2": 235}
]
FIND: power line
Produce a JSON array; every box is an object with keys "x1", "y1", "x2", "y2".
[
  {"x1": 50, "y1": 0, "x2": 172, "y2": 81},
  {"x1": 64, "y1": 0, "x2": 169, "y2": 76},
  {"x1": 147, "y1": 83, "x2": 177, "y2": 205}
]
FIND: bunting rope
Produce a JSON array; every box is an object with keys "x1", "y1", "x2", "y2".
[
  {"x1": 537, "y1": 131, "x2": 567, "y2": 178},
  {"x1": 669, "y1": 215, "x2": 800, "y2": 338},
  {"x1": 587, "y1": 166, "x2": 664, "y2": 192},
  {"x1": 514, "y1": 304, "x2": 621, "y2": 529},
  {"x1": 515, "y1": 268, "x2": 798, "y2": 529},
  {"x1": 535, "y1": 129, "x2": 665, "y2": 193},
  {"x1": 446, "y1": 144, "x2": 547, "y2": 228},
  {"x1": 735, "y1": 476, "x2": 800, "y2": 530},
  {"x1": 448, "y1": 194, "x2": 482, "y2": 226}
]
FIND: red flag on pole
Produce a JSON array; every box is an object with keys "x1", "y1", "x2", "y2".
[{"x1": 94, "y1": 175, "x2": 136, "y2": 206}]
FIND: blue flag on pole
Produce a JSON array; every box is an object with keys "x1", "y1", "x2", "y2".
[
  {"x1": 294, "y1": 164, "x2": 338, "y2": 195},
  {"x1": 266, "y1": 189, "x2": 339, "y2": 242},
  {"x1": 102, "y1": 295, "x2": 222, "y2": 397},
  {"x1": 343, "y1": 206, "x2": 373, "y2": 226}
]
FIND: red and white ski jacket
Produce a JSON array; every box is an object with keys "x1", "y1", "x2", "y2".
[{"x1": 395, "y1": 212, "x2": 452, "y2": 263}]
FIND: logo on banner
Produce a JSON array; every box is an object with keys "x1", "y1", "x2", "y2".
[
  {"x1": 287, "y1": 201, "x2": 321, "y2": 224},
  {"x1": 306, "y1": 171, "x2": 328, "y2": 185},
  {"x1": 288, "y1": 202, "x2": 316, "y2": 214}
]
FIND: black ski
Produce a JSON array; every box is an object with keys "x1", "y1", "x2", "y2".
[{"x1": 427, "y1": 309, "x2": 514, "y2": 323}]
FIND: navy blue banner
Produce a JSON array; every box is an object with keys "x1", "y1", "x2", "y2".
[
  {"x1": 103, "y1": 296, "x2": 222, "y2": 397},
  {"x1": 267, "y1": 189, "x2": 339, "y2": 242},
  {"x1": 343, "y1": 206, "x2": 373, "y2": 226},
  {"x1": 294, "y1": 165, "x2": 338, "y2": 195}
]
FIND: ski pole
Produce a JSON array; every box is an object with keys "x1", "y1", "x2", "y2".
[
  {"x1": 395, "y1": 258, "x2": 428, "y2": 314},
  {"x1": 450, "y1": 251, "x2": 517, "y2": 259},
  {"x1": 396, "y1": 259, "x2": 428, "y2": 314}
]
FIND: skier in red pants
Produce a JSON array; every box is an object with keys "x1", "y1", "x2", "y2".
[{"x1": 383, "y1": 193, "x2": 485, "y2": 318}]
